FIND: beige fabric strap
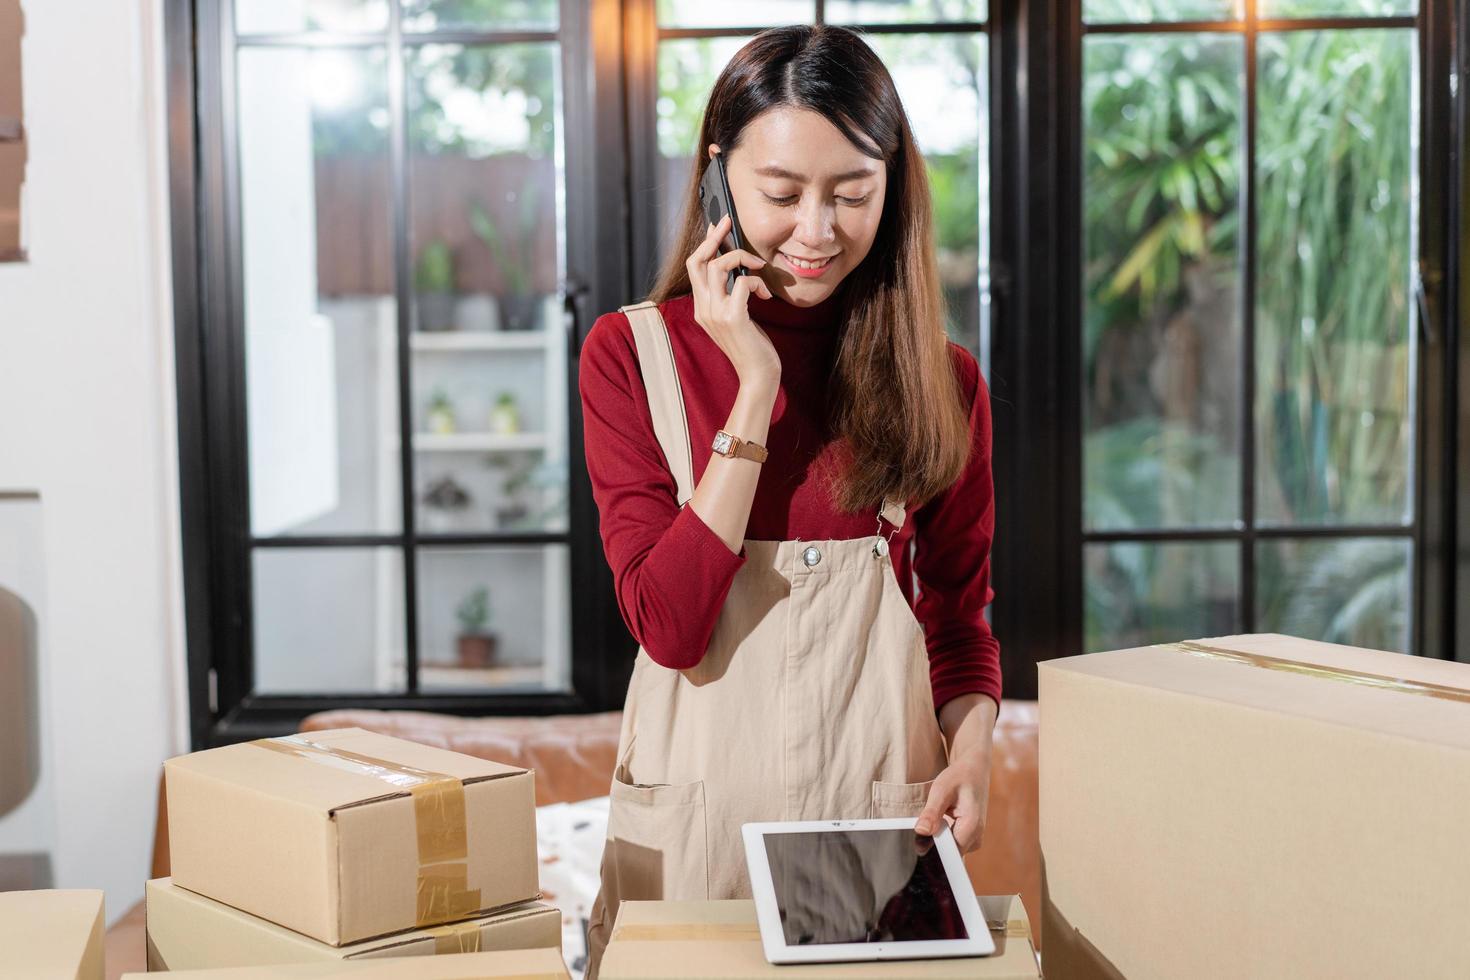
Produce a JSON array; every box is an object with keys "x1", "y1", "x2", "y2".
[{"x1": 623, "y1": 301, "x2": 695, "y2": 507}]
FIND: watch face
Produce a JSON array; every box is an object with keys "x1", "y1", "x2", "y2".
[{"x1": 712, "y1": 431, "x2": 733, "y2": 455}]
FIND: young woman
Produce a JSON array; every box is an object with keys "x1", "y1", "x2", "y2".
[{"x1": 577, "y1": 24, "x2": 1001, "y2": 976}]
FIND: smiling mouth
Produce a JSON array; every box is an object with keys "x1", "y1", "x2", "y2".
[{"x1": 781, "y1": 252, "x2": 837, "y2": 270}]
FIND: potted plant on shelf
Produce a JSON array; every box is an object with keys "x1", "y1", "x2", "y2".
[
  {"x1": 469, "y1": 189, "x2": 542, "y2": 331},
  {"x1": 421, "y1": 475, "x2": 472, "y2": 533},
  {"x1": 426, "y1": 387, "x2": 457, "y2": 434},
  {"x1": 495, "y1": 458, "x2": 535, "y2": 529},
  {"x1": 415, "y1": 239, "x2": 457, "y2": 332},
  {"x1": 489, "y1": 391, "x2": 521, "y2": 434},
  {"x1": 455, "y1": 586, "x2": 497, "y2": 668}
]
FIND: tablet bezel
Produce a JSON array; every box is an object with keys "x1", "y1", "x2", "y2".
[{"x1": 741, "y1": 817, "x2": 997, "y2": 964}]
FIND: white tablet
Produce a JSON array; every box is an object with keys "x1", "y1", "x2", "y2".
[{"x1": 741, "y1": 818, "x2": 996, "y2": 965}]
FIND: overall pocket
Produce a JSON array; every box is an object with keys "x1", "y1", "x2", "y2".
[
  {"x1": 606, "y1": 769, "x2": 710, "y2": 902},
  {"x1": 870, "y1": 778, "x2": 936, "y2": 819}
]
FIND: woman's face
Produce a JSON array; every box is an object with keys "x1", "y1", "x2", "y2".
[{"x1": 715, "y1": 107, "x2": 887, "y2": 308}]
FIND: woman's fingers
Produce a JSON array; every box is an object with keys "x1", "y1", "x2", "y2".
[
  {"x1": 727, "y1": 271, "x2": 772, "y2": 305},
  {"x1": 915, "y1": 776, "x2": 956, "y2": 838},
  {"x1": 688, "y1": 215, "x2": 729, "y2": 270},
  {"x1": 708, "y1": 248, "x2": 766, "y2": 275}
]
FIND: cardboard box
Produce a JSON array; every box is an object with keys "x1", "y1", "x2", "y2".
[
  {"x1": 598, "y1": 894, "x2": 1039, "y2": 978},
  {"x1": 124, "y1": 948, "x2": 569, "y2": 979},
  {"x1": 1041, "y1": 633, "x2": 1470, "y2": 979},
  {"x1": 0, "y1": 889, "x2": 104, "y2": 980},
  {"x1": 145, "y1": 877, "x2": 560, "y2": 971},
  {"x1": 165, "y1": 728, "x2": 539, "y2": 945}
]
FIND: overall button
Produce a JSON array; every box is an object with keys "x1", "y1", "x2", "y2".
[{"x1": 802, "y1": 546, "x2": 822, "y2": 567}]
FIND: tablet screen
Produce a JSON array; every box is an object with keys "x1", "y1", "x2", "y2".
[{"x1": 761, "y1": 828, "x2": 970, "y2": 946}]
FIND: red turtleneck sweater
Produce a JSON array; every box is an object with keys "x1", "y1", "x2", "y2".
[{"x1": 577, "y1": 290, "x2": 1002, "y2": 713}]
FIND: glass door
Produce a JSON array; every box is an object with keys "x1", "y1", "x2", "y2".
[{"x1": 229, "y1": 0, "x2": 573, "y2": 698}]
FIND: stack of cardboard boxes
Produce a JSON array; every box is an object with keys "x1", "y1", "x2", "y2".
[{"x1": 145, "y1": 727, "x2": 569, "y2": 977}]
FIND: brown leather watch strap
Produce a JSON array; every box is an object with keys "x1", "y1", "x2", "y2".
[{"x1": 731, "y1": 437, "x2": 768, "y2": 462}]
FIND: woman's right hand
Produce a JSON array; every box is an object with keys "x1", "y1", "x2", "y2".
[{"x1": 687, "y1": 214, "x2": 781, "y2": 390}]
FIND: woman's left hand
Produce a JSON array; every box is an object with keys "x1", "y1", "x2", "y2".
[{"x1": 915, "y1": 695, "x2": 997, "y2": 854}]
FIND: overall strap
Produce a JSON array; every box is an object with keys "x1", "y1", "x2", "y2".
[
  {"x1": 879, "y1": 497, "x2": 907, "y2": 531},
  {"x1": 623, "y1": 301, "x2": 696, "y2": 508}
]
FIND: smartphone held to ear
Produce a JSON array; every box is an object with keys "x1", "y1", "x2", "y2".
[{"x1": 699, "y1": 151, "x2": 753, "y2": 295}]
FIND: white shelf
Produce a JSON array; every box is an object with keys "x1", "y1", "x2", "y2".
[
  {"x1": 410, "y1": 330, "x2": 553, "y2": 352},
  {"x1": 413, "y1": 432, "x2": 547, "y2": 452}
]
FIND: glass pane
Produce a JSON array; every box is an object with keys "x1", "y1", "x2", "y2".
[
  {"x1": 826, "y1": 0, "x2": 984, "y2": 22},
  {"x1": 416, "y1": 546, "x2": 571, "y2": 692},
  {"x1": 237, "y1": 0, "x2": 388, "y2": 33},
  {"x1": 253, "y1": 547, "x2": 406, "y2": 693},
  {"x1": 1085, "y1": 541, "x2": 1239, "y2": 652},
  {"x1": 401, "y1": 0, "x2": 557, "y2": 33},
  {"x1": 1255, "y1": 30, "x2": 1415, "y2": 527},
  {"x1": 655, "y1": 0, "x2": 813, "y2": 28},
  {"x1": 865, "y1": 33, "x2": 989, "y2": 366},
  {"x1": 655, "y1": 36, "x2": 749, "y2": 251},
  {"x1": 238, "y1": 47, "x2": 402, "y2": 537},
  {"x1": 1257, "y1": 537, "x2": 1411, "y2": 653},
  {"x1": 1083, "y1": 0, "x2": 1239, "y2": 23},
  {"x1": 1259, "y1": 0, "x2": 1414, "y2": 17},
  {"x1": 406, "y1": 43, "x2": 569, "y2": 535},
  {"x1": 1082, "y1": 35, "x2": 1243, "y2": 532}
]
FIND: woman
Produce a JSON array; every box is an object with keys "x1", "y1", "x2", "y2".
[{"x1": 577, "y1": 24, "x2": 1001, "y2": 977}]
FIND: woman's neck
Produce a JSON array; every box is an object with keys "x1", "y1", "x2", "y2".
[{"x1": 747, "y1": 285, "x2": 844, "y2": 329}]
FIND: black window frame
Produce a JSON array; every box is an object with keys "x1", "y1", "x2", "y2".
[{"x1": 166, "y1": 0, "x2": 1463, "y2": 746}]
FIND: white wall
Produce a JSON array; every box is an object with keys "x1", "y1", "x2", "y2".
[{"x1": 0, "y1": 0, "x2": 186, "y2": 924}]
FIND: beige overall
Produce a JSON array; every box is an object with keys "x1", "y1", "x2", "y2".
[{"x1": 584, "y1": 302, "x2": 950, "y2": 978}]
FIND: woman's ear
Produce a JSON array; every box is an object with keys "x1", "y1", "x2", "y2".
[{"x1": 707, "y1": 142, "x2": 721, "y2": 161}]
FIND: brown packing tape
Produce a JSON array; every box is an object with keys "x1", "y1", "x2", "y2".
[
  {"x1": 610, "y1": 922, "x2": 764, "y2": 943},
  {"x1": 426, "y1": 918, "x2": 484, "y2": 955},
  {"x1": 253, "y1": 735, "x2": 483, "y2": 927},
  {"x1": 1167, "y1": 640, "x2": 1470, "y2": 705}
]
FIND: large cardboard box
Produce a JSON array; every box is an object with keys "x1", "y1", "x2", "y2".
[
  {"x1": 165, "y1": 728, "x2": 539, "y2": 945},
  {"x1": 599, "y1": 894, "x2": 1039, "y2": 978},
  {"x1": 124, "y1": 948, "x2": 569, "y2": 979},
  {"x1": 145, "y1": 877, "x2": 560, "y2": 971},
  {"x1": 0, "y1": 889, "x2": 104, "y2": 980},
  {"x1": 1041, "y1": 632, "x2": 1470, "y2": 979}
]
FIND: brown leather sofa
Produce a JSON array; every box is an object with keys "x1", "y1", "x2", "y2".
[{"x1": 103, "y1": 701, "x2": 1038, "y2": 977}]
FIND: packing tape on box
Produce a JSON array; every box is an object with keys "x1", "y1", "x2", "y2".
[
  {"x1": 426, "y1": 918, "x2": 483, "y2": 954},
  {"x1": 1168, "y1": 640, "x2": 1470, "y2": 705},
  {"x1": 253, "y1": 734, "x2": 483, "y2": 925},
  {"x1": 610, "y1": 922, "x2": 765, "y2": 942}
]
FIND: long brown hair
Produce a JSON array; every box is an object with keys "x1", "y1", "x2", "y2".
[{"x1": 648, "y1": 24, "x2": 973, "y2": 515}]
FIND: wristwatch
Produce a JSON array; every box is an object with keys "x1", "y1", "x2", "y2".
[{"x1": 711, "y1": 429, "x2": 769, "y2": 463}]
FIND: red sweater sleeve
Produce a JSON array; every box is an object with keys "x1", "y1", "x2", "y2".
[
  {"x1": 912, "y1": 344, "x2": 1003, "y2": 714},
  {"x1": 578, "y1": 311, "x2": 747, "y2": 670}
]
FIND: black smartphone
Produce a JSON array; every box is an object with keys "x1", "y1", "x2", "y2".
[{"x1": 698, "y1": 150, "x2": 752, "y2": 295}]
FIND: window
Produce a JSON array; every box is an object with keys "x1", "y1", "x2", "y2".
[
  {"x1": 175, "y1": 0, "x2": 610, "y2": 745},
  {"x1": 1076, "y1": 0, "x2": 1433, "y2": 656}
]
